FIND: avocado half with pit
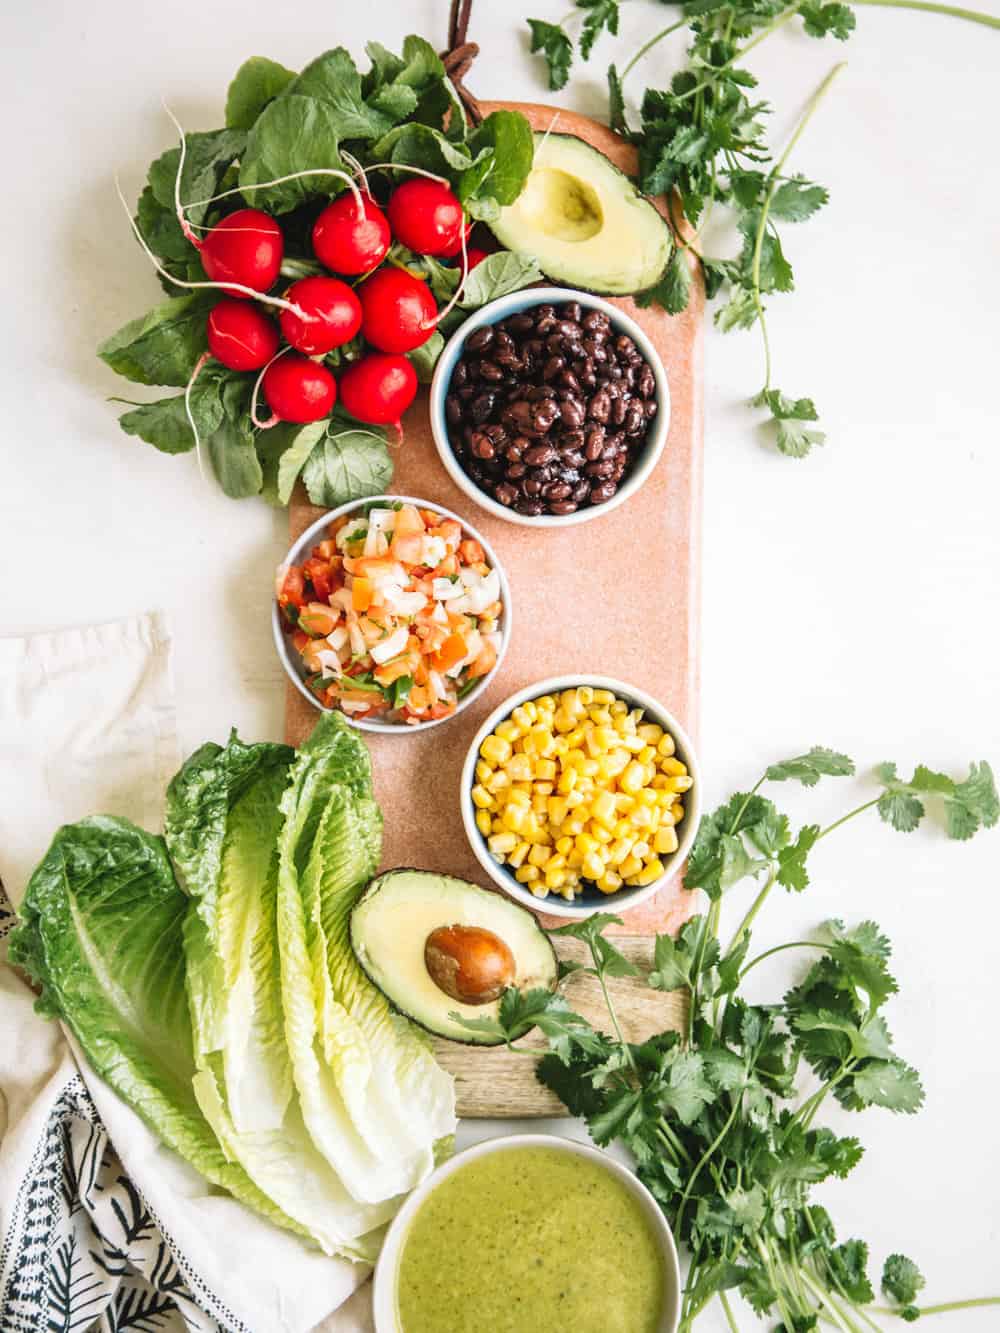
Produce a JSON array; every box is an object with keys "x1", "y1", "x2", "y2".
[
  {"x1": 350, "y1": 869, "x2": 557, "y2": 1045},
  {"x1": 489, "y1": 132, "x2": 673, "y2": 296}
]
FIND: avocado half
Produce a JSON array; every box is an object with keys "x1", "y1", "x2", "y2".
[
  {"x1": 489, "y1": 131, "x2": 673, "y2": 297},
  {"x1": 350, "y1": 869, "x2": 558, "y2": 1045}
]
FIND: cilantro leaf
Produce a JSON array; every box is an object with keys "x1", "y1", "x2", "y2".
[
  {"x1": 777, "y1": 824, "x2": 820, "y2": 892},
  {"x1": 659, "y1": 1050, "x2": 717, "y2": 1124},
  {"x1": 684, "y1": 793, "x2": 778, "y2": 898},
  {"x1": 648, "y1": 916, "x2": 719, "y2": 992},
  {"x1": 851, "y1": 1059, "x2": 925, "y2": 1114},
  {"x1": 578, "y1": 0, "x2": 620, "y2": 59},
  {"x1": 636, "y1": 247, "x2": 692, "y2": 315},
  {"x1": 549, "y1": 914, "x2": 639, "y2": 978},
  {"x1": 876, "y1": 759, "x2": 999, "y2": 838},
  {"x1": 450, "y1": 987, "x2": 603, "y2": 1059},
  {"x1": 769, "y1": 176, "x2": 830, "y2": 221},
  {"x1": 766, "y1": 747, "x2": 856, "y2": 786},
  {"x1": 800, "y1": 0, "x2": 857, "y2": 39},
  {"x1": 527, "y1": 19, "x2": 573, "y2": 90},
  {"x1": 882, "y1": 1254, "x2": 926, "y2": 1307},
  {"x1": 607, "y1": 63, "x2": 627, "y2": 134},
  {"x1": 827, "y1": 1239, "x2": 874, "y2": 1304}
]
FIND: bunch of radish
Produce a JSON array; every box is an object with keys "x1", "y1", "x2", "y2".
[{"x1": 125, "y1": 154, "x2": 488, "y2": 437}]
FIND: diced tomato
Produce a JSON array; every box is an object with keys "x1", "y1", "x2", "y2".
[
  {"x1": 427, "y1": 701, "x2": 454, "y2": 720},
  {"x1": 413, "y1": 659, "x2": 429, "y2": 686},
  {"x1": 437, "y1": 519, "x2": 462, "y2": 549},
  {"x1": 432, "y1": 555, "x2": 459, "y2": 578},
  {"x1": 458, "y1": 539, "x2": 485, "y2": 565},
  {"x1": 355, "y1": 556, "x2": 401, "y2": 580},
  {"x1": 299, "y1": 603, "x2": 339, "y2": 637},
  {"x1": 277, "y1": 566, "x2": 306, "y2": 609},
  {"x1": 408, "y1": 684, "x2": 431, "y2": 712},
  {"x1": 316, "y1": 539, "x2": 337, "y2": 559},
  {"x1": 419, "y1": 508, "x2": 440, "y2": 527},
  {"x1": 467, "y1": 638, "x2": 498, "y2": 678},
  {"x1": 395, "y1": 505, "x2": 426, "y2": 537},
  {"x1": 375, "y1": 657, "x2": 413, "y2": 686},
  {"x1": 303, "y1": 556, "x2": 333, "y2": 602},
  {"x1": 430, "y1": 632, "x2": 467, "y2": 672},
  {"x1": 291, "y1": 629, "x2": 310, "y2": 656},
  {"x1": 352, "y1": 577, "x2": 374, "y2": 612}
]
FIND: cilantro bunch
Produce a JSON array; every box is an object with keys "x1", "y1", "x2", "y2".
[
  {"x1": 457, "y1": 748, "x2": 999, "y2": 1330},
  {"x1": 527, "y1": 0, "x2": 999, "y2": 456}
]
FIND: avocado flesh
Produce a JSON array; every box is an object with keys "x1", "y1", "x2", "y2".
[
  {"x1": 489, "y1": 132, "x2": 673, "y2": 296},
  {"x1": 350, "y1": 869, "x2": 557, "y2": 1045}
]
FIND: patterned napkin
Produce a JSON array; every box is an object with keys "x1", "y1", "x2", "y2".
[{"x1": 0, "y1": 614, "x2": 372, "y2": 1333}]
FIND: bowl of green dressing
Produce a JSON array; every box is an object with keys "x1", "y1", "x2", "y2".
[{"x1": 373, "y1": 1134, "x2": 681, "y2": 1333}]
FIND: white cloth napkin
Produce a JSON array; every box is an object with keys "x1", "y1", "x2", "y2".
[{"x1": 0, "y1": 613, "x2": 372, "y2": 1332}]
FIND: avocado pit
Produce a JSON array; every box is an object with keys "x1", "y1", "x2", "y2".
[{"x1": 424, "y1": 923, "x2": 516, "y2": 1005}]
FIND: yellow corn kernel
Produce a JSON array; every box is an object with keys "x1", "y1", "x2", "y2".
[
  {"x1": 578, "y1": 758, "x2": 599, "y2": 779},
  {"x1": 592, "y1": 689, "x2": 615, "y2": 705},
  {"x1": 582, "y1": 851, "x2": 606, "y2": 881},
  {"x1": 533, "y1": 780, "x2": 554, "y2": 797},
  {"x1": 575, "y1": 685, "x2": 593, "y2": 705},
  {"x1": 615, "y1": 793, "x2": 636, "y2": 813},
  {"x1": 658, "y1": 755, "x2": 687, "y2": 776},
  {"x1": 660, "y1": 774, "x2": 693, "y2": 794},
  {"x1": 565, "y1": 789, "x2": 585, "y2": 811},
  {"x1": 546, "y1": 795, "x2": 569, "y2": 826},
  {"x1": 619, "y1": 854, "x2": 643, "y2": 878},
  {"x1": 654, "y1": 826, "x2": 679, "y2": 855},
  {"x1": 487, "y1": 831, "x2": 517, "y2": 856},
  {"x1": 631, "y1": 804, "x2": 654, "y2": 830},
  {"x1": 591, "y1": 789, "x2": 616, "y2": 828},
  {"x1": 575, "y1": 831, "x2": 599, "y2": 857},
  {"x1": 543, "y1": 850, "x2": 566, "y2": 872},
  {"x1": 620, "y1": 761, "x2": 646, "y2": 794},
  {"x1": 563, "y1": 816, "x2": 587, "y2": 837},
  {"x1": 508, "y1": 840, "x2": 530, "y2": 869},
  {"x1": 590, "y1": 821, "x2": 613, "y2": 844},
  {"x1": 555, "y1": 834, "x2": 573, "y2": 855},
  {"x1": 609, "y1": 836, "x2": 633, "y2": 864},
  {"x1": 480, "y1": 735, "x2": 511, "y2": 766},
  {"x1": 485, "y1": 770, "x2": 510, "y2": 796},
  {"x1": 556, "y1": 767, "x2": 578, "y2": 795},
  {"x1": 567, "y1": 849, "x2": 584, "y2": 869},
  {"x1": 475, "y1": 759, "x2": 493, "y2": 784},
  {"x1": 529, "y1": 844, "x2": 550, "y2": 868},
  {"x1": 471, "y1": 784, "x2": 493, "y2": 810},
  {"x1": 510, "y1": 704, "x2": 533, "y2": 730},
  {"x1": 534, "y1": 694, "x2": 555, "y2": 712},
  {"x1": 636, "y1": 788, "x2": 658, "y2": 807},
  {"x1": 597, "y1": 870, "x2": 623, "y2": 894},
  {"x1": 475, "y1": 809, "x2": 492, "y2": 837},
  {"x1": 551, "y1": 709, "x2": 575, "y2": 734},
  {"x1": 638, "y1": 723, "x2": 664, "y2": 745},
  {"x1": 603, "y1": 749, "x2": 630, "y2": 779},
  {"x1": 502, "y1": 806, "x2": 528, "y2": 834},
  {"x1": 657, "y1": 733, "x2": 677, "y2": 758},
  {"x1": 531, "y1": 726, "x2": 556, "y2": 756},
  {"x1": 635, "y1": 857, "x2": 665, "y2": 886},
  {"x1": 638, "y1": 745, "x2": 656, "y2": 765},
  {"x1": 588, "y1": 708, "x2": 613, "y2": 727},
  {"x1": 504, "y1": 754, "x2": 530, "y2": 783},
  {"x1": 495, "y1": 719, "x2": 521, "y2": 743},
  {"x1": 515, "y1": 864, "x2": 540, "y2": 884},
  {"x1": 534, "y1": 758, "x2": 557, "y2": 782},
  {"x1": 544, "y1": 868, "x2": 567, "y2": 890},
  {"x1": 506, "y1": 786, "x2": 531, "y2": 809},
  {"x1": 658, "y1": 805, "x2": 679, "y2": 826},
  {"x1": 609, "y1": 698, "x2": 628, "y2": 716}
]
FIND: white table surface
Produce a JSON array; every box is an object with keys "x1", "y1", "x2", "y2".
[{"x1": 3, "y1": 1, "x2": 998, "y2": 1327}]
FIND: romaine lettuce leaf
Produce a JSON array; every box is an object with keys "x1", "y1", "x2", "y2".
[
  {"x1": 165, "y1": 733, "x2": 392, "y2": 1256},
  {"x1": 276, "y1": 713, "x2": 455, "y2": 1204},
  {"x1": 7, "y1": 816, "x2": 304, "y2": 1239}
]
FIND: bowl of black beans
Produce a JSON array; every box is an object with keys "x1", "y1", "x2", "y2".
[{"x1": 430, "y1": 287, "x2": 670, "y2": 525}]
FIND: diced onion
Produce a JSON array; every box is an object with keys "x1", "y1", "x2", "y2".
[
  {"x1": 432, "y1": 577, "x2": 464, "y2": 601},
  {"x1": 371, "y1": 625, "x2": 411, "y2": 665}
]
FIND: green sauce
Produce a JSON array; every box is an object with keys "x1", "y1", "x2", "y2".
[{"x1": 395, "y1": 1145, "x2": 665, "y2": 1333}]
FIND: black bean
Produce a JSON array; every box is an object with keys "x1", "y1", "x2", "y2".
[
  {"x1": 530, "y1": 401, "x2": 559, "y2": 433},
  {"x1": 625, "y1": 401, "x2": 645, "y2": 435},
  {"x1": 535, "y1": 315, "x2": 557, "y2": 335},
  {"x1": 611, "y1": 397, "x2": 628, "y2": 427},
  {"x1": 560, "y1": 449, "x2": 585, "y2": 469},
  {"x1": 560, "y1": 301, "x2": 582, "y2": 323},
  {"x1": 542, "y1": 355, "x2": 565, "y2": 381},
  {"x1": 507, "y1": 462, "x2": 527, "y2": 480},
  {"x1": 495, "y1": 482, "x2": 518, "y2": 506},
  {"x1": 479, "y1": 360, "x2": 503, "y2": 383},
  {"x1": 524, "y1": 444, "x2": 557, "y2": 467},
  {"x1": 585, "y1": 459, "x2": 615, "y2": 479},
  {"x1": 503, "y1": 400, "x2": 534, "y2": 433},
  {"x1": 453, "y1": 361, "x2": 468, "y2": 388},
  {"x1": 505, "y1": 444, "x2": 523, "y2": 464},
  {"x1": 644, "y1": 399, "x2": 658, "y2": 420},
  {"x1": 543, "y1": 481, "x2": 573, "y2": 501},
  {"x1": 470, "y1": 392, "x2": 496, "y2": 424},
  {"x1": 588, "y1": 389, "x2": 611, "y2": 424},
  {"x1": 558, "y1": 370, "x2": 581, "y2": 393},
  {"x1": 549, "y1": 500, "x2": 579, "y2": 515},
  {"x1": 516, "y1": 498, "x2": 545, "y2": 516},
  {"x1": 585, "y1": 429, "x2": 605, "y2": 462},
  {"x1": 572, "y1": 480, "x2": 591, "y2": 503},
  {"x1": 582, "y1": 310, "x2": 610, "y2": 333},
  {"x1": 445, "y1": 395, "x2": 462, "y2": 426},
  {"x1": 560, "y1": 430, "x2": 585, "y2": 451},
  {"x1": 589, "y1": 481, "x2": 618, "y2": 504},
  {"x1": 507, "y1": 313, "x2": 534, "y2": 335},
  {"x1": 466, "y1": 326, "x2": 494, "y2": 352},
  {"x1": 560, "y1": 398, "x2": 585, "y2": 429}
]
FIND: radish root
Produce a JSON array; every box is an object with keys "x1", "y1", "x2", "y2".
[
  {"x1": 250, "y1": 347, "x2": 288, "y2": 430},
  {"x1": 184, "y1": 352, "x2": 210, "y2": 484}
]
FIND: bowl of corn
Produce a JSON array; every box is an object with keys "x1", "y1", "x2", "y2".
[{"x1": 460, "y1": 675, "x2": 701, "y2": 919}]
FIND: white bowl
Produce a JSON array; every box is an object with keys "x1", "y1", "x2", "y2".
[
  {"x1": 429, "y1": 286, "x2": 671, "y2": 528},
  {"x1": 272, "y1": 495, "x2": 512, "y2": 734},
  {"x1": 460, "y1": 674, "x2": 701, "y2": 919},
  {"x1": 372, "y1": 1134, "x2": 681, "y2": 1333}
]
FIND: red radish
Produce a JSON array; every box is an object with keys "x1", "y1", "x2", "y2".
[
  {"x1": 461, "y1": 247, "x2": 489, "y2": 271},
  {"x1": 263, "y1": 354, "x2": 336, "y2": 424},
  {"x1": 206, "y1": 300, "x2": 279, "y2": 371},
  {"x1": 199, "y1": 209, "x2": 283, "y2": 297},
  {"x1": 313, "y1": 194, "x2": 391, "y2": 275},
  {"x1": 279, "y1": 277, "x2": 362, "y2": 355},
  {"x1": 358, "y1": 268, "x2": 436, "y2": 354},
  {"x1": 387, "y1": 180, "x2": 465, "y2": 257},
  {"x1": 339, "y1": 353, "x2": 418, "y2": 427}
]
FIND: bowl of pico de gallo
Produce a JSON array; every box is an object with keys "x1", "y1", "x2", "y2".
[{"x1": 273, "y1": 496, "x2": 511, "y2": 731}]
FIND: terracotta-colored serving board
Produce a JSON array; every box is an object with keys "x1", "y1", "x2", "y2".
[{"x1": 286, "y1": 102, "x2": 703, "y2": 1116}]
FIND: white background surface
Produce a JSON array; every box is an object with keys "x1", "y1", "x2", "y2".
[{"x1": 2, "y1": 1, "x2": 999, "y2": 1327}]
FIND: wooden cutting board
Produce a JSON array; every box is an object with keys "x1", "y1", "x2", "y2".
[{"x1": 285, "y1": 102, "x2": 703, "y2": 1116}]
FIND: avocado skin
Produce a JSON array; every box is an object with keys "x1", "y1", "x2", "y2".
[
  {"x1": 350, "y1": 867, "x2": 558, "y2": 1047},
  {"x1": 488, "y1": 131, "x2": 674, "y2": 298}
]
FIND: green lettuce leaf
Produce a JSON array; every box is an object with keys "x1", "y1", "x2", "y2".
[
  {"x1": 276, "y1": 713, "x2": 455, "y2": 1204},
  {"x1": 7, "y1": 816, "x2": 304, "y2": 1239}
]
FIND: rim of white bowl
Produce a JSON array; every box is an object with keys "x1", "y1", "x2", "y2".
[
  {"x1": 372, "y1": 1133, "x2": 682, "y2": 1333},
  {"x1": 460, "y1": 674, "x2": 701, "y2": 918},
  {"x1": 272, "y1": 495, "x2": 512, "y2": 734},
  {"x1": 429, "y1": 286, "x2": 671, "y2": 528}
]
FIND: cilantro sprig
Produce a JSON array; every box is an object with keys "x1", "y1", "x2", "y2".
[
  {"x1": 526, "y1": 0, "x2": 1000, "y2": 456},
  {"x1": 454, "y1": 745, "x2": 998, "y2": 1331}
]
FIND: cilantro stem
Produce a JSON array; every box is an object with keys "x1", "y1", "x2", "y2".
[
  {"x1": 852, "y1": 0, "x2": 1000, "y2": 24},
  {"x1": 718, "y1": 1290, "x2": 740, "y2": 1332},
  {"x1": 597, "y1": 968, "x2": 637, "y2": 1072},
  {"x1": 816, "y1": 795, "x2": 881, "y2": 841},
  {"x1": 724, "y1": 865, "x2": 778, "y2": 957},
  {"x1": 673, "y1": 1083, "x2": 746, "y2": 1237},
  {"x1": 620, "y1": 18, "x2": 689, "y2": 80},
  {"x1": 751, "y1": 62, "x2": 846, "y2": 392},
  {"x1": 874, "y1": 1297, "x2": 1000, "y2": 1316},
  {"x1": 740, "y1": 939, "x2": 828, "y2": 978},
  {"x1": 799, "y1": 1271, "x2": 860, "y2": 1332},
  {"x1": 796, "y1": 1058, "x2": 858, "y2": 1129},
  {"x1": 657, "y1": 1116, "x2": 694, "y2": 1166},
  {"x1": 728, "y1": 774, "x2": 767, "y2": 838}
]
